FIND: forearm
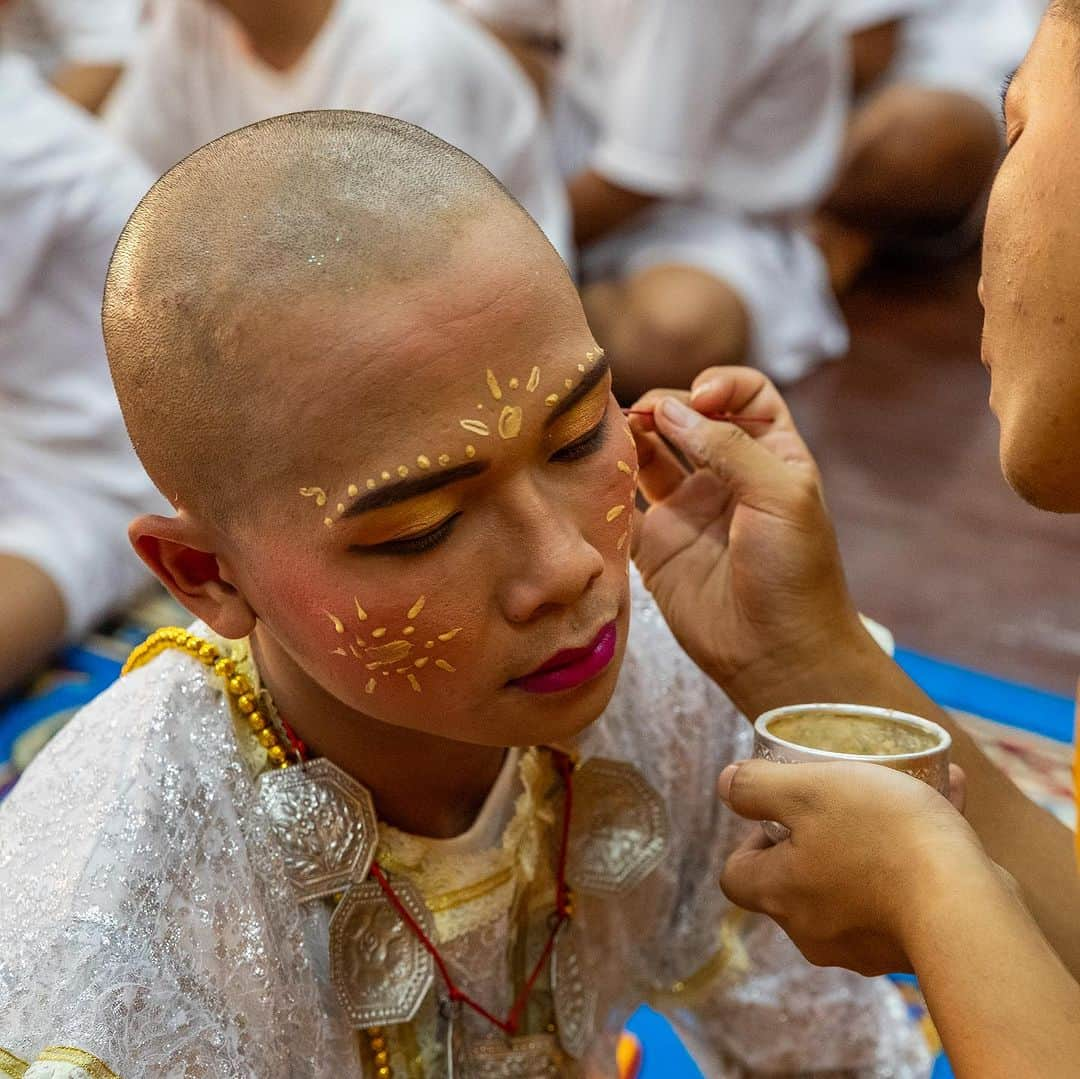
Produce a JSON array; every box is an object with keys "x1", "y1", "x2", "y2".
[
  {"x1": 569, "y1": 170, "x2": 656, "y2": 247},
  {"x1": 722, "y1": 622, "x2": 1080, "y2": 978},
  {"x1": 905, "y1": 859, "x2": 1080, "y2": 1078}
]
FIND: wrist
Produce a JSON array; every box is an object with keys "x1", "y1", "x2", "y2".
[{"x1": 716, "y1": 609, "x2": 894, "y2": 720}]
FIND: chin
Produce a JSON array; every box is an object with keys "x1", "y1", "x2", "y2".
[{"x1": 1001, "y1": 454, "x2": 1080, "y2": 514}]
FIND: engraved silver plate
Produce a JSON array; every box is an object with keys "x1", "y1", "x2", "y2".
[
  {"x1": 567, "y1": 758, "x2": 669, "y2": 895},
  {"x1": 256, "y1": 757, "x2": 378, "y2": 901},
  {"x1": 550, "y1": 921, "x2": 596, "y2": 1060},
  {"x1": 459, "y1": 1033, "x2": 566, "y2": 1078},
  {"x1": 329, "y1": 877, "x2": 435, "y2": 1027}
]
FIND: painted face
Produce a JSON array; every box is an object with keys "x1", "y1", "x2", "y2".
[
  {"x1": 224, "y1": 212, "x2": 636, "y2": 747},
  {"x1": 981, "y1": 13, "x2": 1080, "y2": 511}
]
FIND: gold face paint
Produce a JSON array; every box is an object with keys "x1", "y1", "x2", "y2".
[
  {"x1": 336, "y1": 503, "x2": 345, "y2": 514},
  {"x1": 564, "y1": 379, "x2": 573, "y2": 390},
  {"x1": 465, "y1": 444, "x2": 477, "y2": 458},
  {"x1": 367, "y1": 479, "x2": 377, "y2": 489},
  {"x1": 355, "y1": 598, "x2": 368, "y2": 622},
  {"x1": 498, "y1": 405, "x2": 523, "y2": 440},
  {"x1": 414, "y1": 657, "x2": 429, "y2": 668},
  {"x1": 417, "y1": 455, "x2": 430, "y2": 470},
  {"x1": 325, "y1": 611, "x2": 345, "y2": 633},
  {"x1": 509, "y1": 378, "x2": 519, "y2": 390},
  {"x1": 397, "y1": 465, "x2": 409, "y2": 479},
  {"x1": 617, "y1": 530, "x2": 629, "y2": 552},
  {"x1": 437, "y1": 628, "x2": 462, "y2": 642},
  {"x1": 372, "y1": 627, "x2": 388, "y2": 639},
  {"x1": 332, "y1": 647, "x2": 348, "y2": 656},
  {"x1": 435, "y1": 659, "x2": 456, "y2": 673},
  {"x1": 381, "y1": 471, "x2": 391, "y2": 481},
  {"x1": 300, "y1": 486, "x2": 328, "y2": 506},
  {"x1": 347, "y1": 484, "x2": 359, "y2": 497},
  {"x1": 403, "y1": 626, "x2": 415, "y2": 636},
  {"x1": 486, "y1": 369, "x2": 503, "y2": 401},
  {"x1": 577, "y1": 364, "x2": 586, "y2": 373},
  {"x1": 365, "y1": 679, "x2": 377, "y2": 694},
  {"x1": 407, "y1": 596, "x2": 426, "y2": 620},
  {"x1": 406, "y1": 673, "x2": 422, "y2": 693},
  {"x1": 606, "y1": 504, "x2": 626, "y2": 522},
  {"x1": 460, "y1": 419, "x2": 491, "y2": 437},
  {"x1": 438, "y1": 454, "x2": 451, "y2": 467},
  {"x1": 527, "y1": 366, "x2": 541, "y2": 392},
  {"x1": 617, "y1": 460, "x2": 633, "y2": 475},
  {"x1": 545, "y1": 394, "x2": 559, "y2": 407},
  {"x1": 365, "y1": 639, "x2": 413, "y2": 665},
  {"x1": 324, "y1": 517, "x2": 334, "y2": 527}
]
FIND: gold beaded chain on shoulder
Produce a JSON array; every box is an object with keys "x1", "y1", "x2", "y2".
[
  {"x1": 124, "y1": 630, "x2": 407, "y2": 1075},
  {"x1": 122, "y1": 627, "x2": 294, "y2": 769}
]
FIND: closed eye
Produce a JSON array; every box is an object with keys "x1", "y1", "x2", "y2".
[
  {"x1": 551, "y1": 415, "x2": 609, "y2": 462},
  {"x1": 351, "y1": 512, "x2": 462, "y2": 557}
]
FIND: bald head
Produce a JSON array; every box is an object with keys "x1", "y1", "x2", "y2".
[{"x1": 103, "y1": 110, "x2": 538, "y2": 521}]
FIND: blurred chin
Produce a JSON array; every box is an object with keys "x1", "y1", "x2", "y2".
[{"x1": 1000, "y1": 443, "x2": 1080, "y2": 514}]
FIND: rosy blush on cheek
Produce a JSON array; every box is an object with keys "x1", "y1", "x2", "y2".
[{"x1": 322, "y1": 593, "x2": 465, "y2": 696}]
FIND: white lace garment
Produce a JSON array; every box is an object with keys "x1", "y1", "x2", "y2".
[{"x1": 0, "y1": 570, "x2": 931, "y2": 1077}]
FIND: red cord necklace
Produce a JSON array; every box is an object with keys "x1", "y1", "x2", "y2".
[{"x1": 283, "y1": 719, "x2": 575, "y2": 1038}]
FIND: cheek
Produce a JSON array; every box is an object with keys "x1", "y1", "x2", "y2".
[
  {"x1": 263, "y1": 559, "x2": 483, "y2": 706},
  {"x1": 585, "y1": 419, "x2": 639, "y2": 559}
]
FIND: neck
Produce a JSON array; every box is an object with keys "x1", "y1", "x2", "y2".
[
  {"x1": 249, "y1": 628, "x2": 508, "y2": 838},
  {"x1": 219, "y1": 0, "x2": 335, "y2": 71}
]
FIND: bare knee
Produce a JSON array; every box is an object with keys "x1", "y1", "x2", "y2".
[
  {"x1": 608, "y1": 267, "x2": 750, "y2": 399},
  {"x1": 831, "y1": 85, "x2": 1002, "y2": 227},
  {"x1": 0, "y1": 554, "x2": 67, "y2": 695}
]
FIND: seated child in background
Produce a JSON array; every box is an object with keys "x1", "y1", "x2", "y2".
[
  {"x1": 817, "y1": 0, "x2": 1038, "y2": 293},
  {"x1": 0, "y1": 51, "x2": 161, "y2": 696},
  {"x1": 0, "y1": 0, "x2": 141, "y2": 112},
  {"x1": 0, "y1": 112, "x2": 930, "y2": 1077},
  {"x1": 460, "y1": 0, "x2": 850, "y2": 398},
  {"x1": 104, "y1": 0, "x2": 572, "y2": 262}
]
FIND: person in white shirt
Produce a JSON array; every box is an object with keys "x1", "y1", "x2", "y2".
[
  {"x1": 0, "y1": 0, "x2": 141, "y2": 111},
  {"x1": 817, "y1": 0, "x2": 1040, "y2": 293},
  {"x1": 104, "y1": 0, "x2": 572, "y2": 263},
  {"x1": 0, "y1": 52, "x2": 161, "y2": 693},
  {"x1": 460, "y1": 0, "x2": 850, "y2": 397}
]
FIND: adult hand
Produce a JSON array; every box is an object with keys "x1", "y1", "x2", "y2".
[
  {"x1": 717, "y1": 759, "x2": 991, "y2": 976},
  {"x1": 630, "y1": 367, "x2": 870, "y2": 715}
]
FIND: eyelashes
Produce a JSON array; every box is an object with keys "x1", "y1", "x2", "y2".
[
  {"x1": 550, "y1": 414, "x2": 610, "y2": 462},
  {"x1": 355, "y1": 417, "x2": 610, "y2": 557}
]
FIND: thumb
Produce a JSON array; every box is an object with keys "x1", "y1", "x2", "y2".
[
  {"x1": 718, "y1": 759, "x2": 824, "y2": 826},
  {"x1": 653, "y1": 397, "x2": 792, "y2": 504}
]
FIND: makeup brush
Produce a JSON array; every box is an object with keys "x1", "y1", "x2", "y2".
[{"x1": 621, "y1": 407, "x2": 774, "y2": 425}]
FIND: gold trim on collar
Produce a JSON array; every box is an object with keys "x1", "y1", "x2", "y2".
[
  {"x1": 0, "y1": 1047, "x2": 28, "y2": 1078},
  {"x1": 37, "y1": 1047, "x2": 120, "y2": 1079}
]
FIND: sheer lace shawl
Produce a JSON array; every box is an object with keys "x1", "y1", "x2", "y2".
[{"x1": 0, "y1": 571, "x2": 929, "y2": 1076}]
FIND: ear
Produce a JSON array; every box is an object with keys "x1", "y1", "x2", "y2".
[{"x1": 129, "y1": 513, "x2": 257, "y2": 640}]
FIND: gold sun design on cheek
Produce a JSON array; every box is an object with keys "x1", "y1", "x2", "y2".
[
  {"x1": 610, "y1": 453, "x2": 639, "y2": 553},
  {"x1": 324, "y1": 595, "x2": 462, "y2": 695}
]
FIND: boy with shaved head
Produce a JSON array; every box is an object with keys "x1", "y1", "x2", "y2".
[{"x1": 0, "y1": 113, "x2": 928, "y2": 1077}]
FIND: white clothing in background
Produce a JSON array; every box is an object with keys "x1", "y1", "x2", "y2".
[
  {"x1": 0, "y1": 54, "x2": 160, "y2": 634},
  {"x1": 105, "y1": 0, "x2": 572, "y2": 262},
  {"x1": 0, "y1": 0, "x2": 141, "y2": 74},
  {"x1": 837, "y1": 0, "x2": 1040, "y2": 116},
  {"x1": 461, "y1": 0, "x2": 849, "y2": 382}
]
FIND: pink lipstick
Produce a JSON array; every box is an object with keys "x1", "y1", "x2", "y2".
[{"x1": 510, "y1": 622, "x2": 617, "y2": 695}]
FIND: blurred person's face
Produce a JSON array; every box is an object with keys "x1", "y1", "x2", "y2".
[{"x1": 981, "y1": 10, "x2": 1080, "y2": 511}]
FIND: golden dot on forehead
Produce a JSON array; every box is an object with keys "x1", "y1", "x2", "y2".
[
  {"x1": 509, "y1": 377, "x2": 519, "y2": 389},
  {"x1": 527, "y1": 366, "x2": 541, "y2": 392},
  {"x1": 577, "y1": 364, "x2": 586, "y2": 373},
  {"x1": 438, "y1": 454, "x2": 451, "y2": 467},
  {"x1": 407, "y1": 595, "x2": 426, "y2": 620},
  {"x1": 606, "y1": 504, "x2": 626, "y2": 522},
  {"x1": 372, "y1": 627, "x2": 387, "y2": 639},
  {"x1": 465, "y1": 444, "x2": 477, "y2": 458},
  {"x1": 366, "y1": 478, "x2": 376, "y2": 489},
  {"x1": 617, "y1": 460, "x2": 633, "y2": 475},
  {"x1": 403, "y1": 626, "x2": 415, "y2": 636},
  {"x1": 365, "y1": 678, "x2": 376, "y2": 694},
  {"x1": 381, "y1": 471, "x2": 391, "y2": 481},
  {"x1": 564, "y1": 379, "x2": 573, "y2": 390},
  {"x1": 347, "y1": 484, "x2": 359, "y2": 497},
  {"x1": 545, "y1": 394, "x2": 559, "y2": 407},
  {"x1": 434, "y1": 659, "x2": 456, "y2": 673},
  {"x1": 425, "y1": 640, "x2": 435, "y2": 648},
  {"x1": 300, "y1": 486, "x2": 328, "y2": 506},
  {"x1": 336, "y1": 503, "x2": 345, "y2": 514},
  {"x1": 323, "y1": 517, "x2": 333, "y2": 527},
  {"x1": 417, "y1": 455, "x2": 430, "y2": 470},
  {"x1": 397, "y1": 465, "x2": 409, "y2": 478},
  {"x1": 414, "y1": 657, "x2": 429, "y2": 668},
  {"x1": 407, "y1": 673, "x2": 422, "y2": 693},
  {"x1": 460, "y1": 419, "x2": 491, "y2": 437}
]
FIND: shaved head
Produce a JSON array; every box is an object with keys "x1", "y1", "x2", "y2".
[{"x1": 103, "y1": 110, "x2": 538, "y2": 521}]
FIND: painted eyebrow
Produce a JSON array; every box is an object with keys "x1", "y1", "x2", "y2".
[
  {"x1": 340, "y1": 460, "x2": 488, "y2": 518},
  {"x1": 544, "y1": 355, "x2": 611, "y2": 429}
]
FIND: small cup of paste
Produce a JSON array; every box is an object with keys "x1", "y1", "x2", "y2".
[{"x1": 751, "y1": 703, "x2": 952, "y2": 842}]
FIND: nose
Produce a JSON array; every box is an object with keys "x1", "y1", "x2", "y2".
[{"x1": 496, "y1": 485, "x2": 605, "y2": 624}]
